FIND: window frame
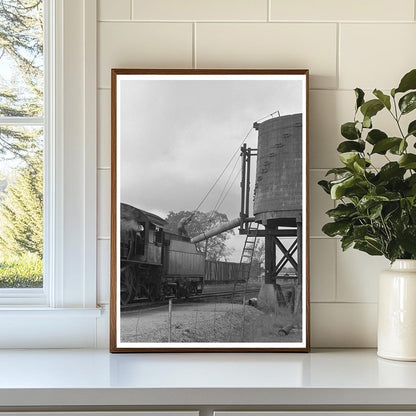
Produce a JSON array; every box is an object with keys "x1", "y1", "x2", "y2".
[
  {"x1": 0, "y1": 1, "x2": 48, "y2": 305},
  {"x1": 0, "y1": 0, "x2": 100, "y2": 348}
]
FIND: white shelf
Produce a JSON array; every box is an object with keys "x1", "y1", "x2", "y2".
[{"x1": 0, "y1": 349, "x2": 416, "y2": 408}]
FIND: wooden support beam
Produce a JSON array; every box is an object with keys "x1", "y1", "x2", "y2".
[
  {"x1": 274, "y1": 237, "x2": 298, "y2": 271},
  {"x1": 241, "y1": 229, "x2": 298, "y2": 237},
  {"x1": 245, "y1": 148, "x2": 251, "y2": 218},
  {"x1": 240, "y1": 144, "x2": 246, "y2": 221},
  {"x1": 274, "y1": 240, "x2": 297, "y2": 276},
  {"x1": 297, "y1": 221, "x2": 303, "y2": 286},
  {"x1": 294, "y1": 220, "x2": 303, "y2": 315},
  {"x1": 264, "y1": 234, "x2": 276, "y2": 284}
]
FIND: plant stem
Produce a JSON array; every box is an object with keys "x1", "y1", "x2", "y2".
[{"x1": 389, "y1": 98, "x2": 406, "y2": 139}]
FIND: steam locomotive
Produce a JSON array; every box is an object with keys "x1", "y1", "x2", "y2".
[{"x1": 120, "y1": 203, "x2": 209, "y2": 305}]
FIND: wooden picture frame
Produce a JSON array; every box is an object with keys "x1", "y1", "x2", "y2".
[{"x1": 110, "y1": 69, "x2": 310, "y2": 352}]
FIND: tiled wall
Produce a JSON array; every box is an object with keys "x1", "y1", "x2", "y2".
[{"x1": 96, "y1": 0, "x2": 416, "y2": 347}]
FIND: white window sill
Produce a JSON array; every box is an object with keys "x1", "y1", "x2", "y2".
[
  {"x1": 0, "y1": 349, "x2": 415, "y2": 409},
  {"x1": 0, "y1": 288, "x2": 47, "y2": 306},
  {"x1": 0, "y1": 307, "x2": 104, "y2": 348},
  {"x1": 0, "y1": 306, "x2": 102, "y2": 317}
]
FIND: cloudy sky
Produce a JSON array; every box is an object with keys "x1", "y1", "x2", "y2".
[{"x1": 119, "y1": 75, "x2": 304, "y2": 261}]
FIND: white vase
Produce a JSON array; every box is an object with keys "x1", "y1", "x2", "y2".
[{"x1": 378, "y1": 259, "x2": 416, "y2": 361}]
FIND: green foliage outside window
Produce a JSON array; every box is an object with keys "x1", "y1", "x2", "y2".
[{"x1": 0, "y1": 0, "x2": 44, "y2": 288}]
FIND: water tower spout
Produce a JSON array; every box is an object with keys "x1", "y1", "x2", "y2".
[{"x1": 190, "y1": 217, "x2": 243, "y2": 244}]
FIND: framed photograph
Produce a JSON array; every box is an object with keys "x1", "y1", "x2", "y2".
[{"x1": 110, "y1": 69, "x2": 310, "y2": 352}]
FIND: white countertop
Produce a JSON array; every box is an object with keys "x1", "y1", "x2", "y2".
[{"x1": 0, "y1": 348, "x2": 416, "y2": 407}]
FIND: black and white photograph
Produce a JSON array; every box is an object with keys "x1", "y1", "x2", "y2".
[{"x1": 110, "y1": 69, "x2": 309, "y2": 352}]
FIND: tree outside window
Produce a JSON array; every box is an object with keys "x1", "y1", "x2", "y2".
[{"x1": 0, "y1": 0, "x2": 44, "y2": 288}]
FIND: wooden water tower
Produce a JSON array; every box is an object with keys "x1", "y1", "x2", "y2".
[{"x1": 240, "y1": 113, "x2": 303, "y2": 301}]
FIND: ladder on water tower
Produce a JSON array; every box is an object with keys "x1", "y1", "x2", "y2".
[{"x1": 239, "y1": 222, "x2": 259, "y2": 282}]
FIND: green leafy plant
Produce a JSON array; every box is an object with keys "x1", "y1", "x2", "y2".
[{"x1": 319, "y1": 69, "x2": 416, "y2": 262}]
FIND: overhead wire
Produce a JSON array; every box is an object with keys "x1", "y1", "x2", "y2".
[
  {"x1": 211, "y1": 153, "x2": 241, "y2": 213},
  {"x1": 215, "y1": 166, "x2": 242, "y2": 213},
  {"x1": 192, "y1": 109, "x2": 280, "y2": 215},
  {"x1": 192, "y1": 126, "x2": 253, "y2": 214},
  {"x1": 205, "y1": 158, "x2": 241, "y2": 228}
]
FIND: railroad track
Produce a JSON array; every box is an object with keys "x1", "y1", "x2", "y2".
[
  {"x1": 121, "y1": 286, "x2": 260, "y2": 313},
  {"x1": 194, "y1": 287, "x2": 258, "y2": 300}
]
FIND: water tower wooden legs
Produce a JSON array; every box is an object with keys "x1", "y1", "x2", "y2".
[
  {"x1": 264, "y1": 233, "x2": 276, "y2": 285},
  {"x1": 294, "y1": 220, "x2": 303, "y2": 314},
  {"x1": 257, "y1": 233, "x2": 277, "y2": 312},
  {"x1": 258, "y1": 222, "x2": 302, "y2": 314}
]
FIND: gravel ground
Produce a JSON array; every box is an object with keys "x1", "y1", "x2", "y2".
[{"x1": 121, "y1": 302, "x2": 301, "y2": 343}]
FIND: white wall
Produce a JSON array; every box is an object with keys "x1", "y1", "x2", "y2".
[{"x1": 96, "y1": 0, "x2": 416, "y2": 348}]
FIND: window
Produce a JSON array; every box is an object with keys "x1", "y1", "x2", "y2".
[
  {"x1": 0, "y1": 0, "x2": 100, "y2": 348},
  {"x1": 0, "y1": 0, "x2": 45, "y2": 291},
  {"x1": 154, "y1": 226, "x2": 163, "y2": 245}
]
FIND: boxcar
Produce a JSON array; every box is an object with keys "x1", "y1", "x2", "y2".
[{"x1": 204, "y1": 260, "x2": 250, "y2": 284}]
